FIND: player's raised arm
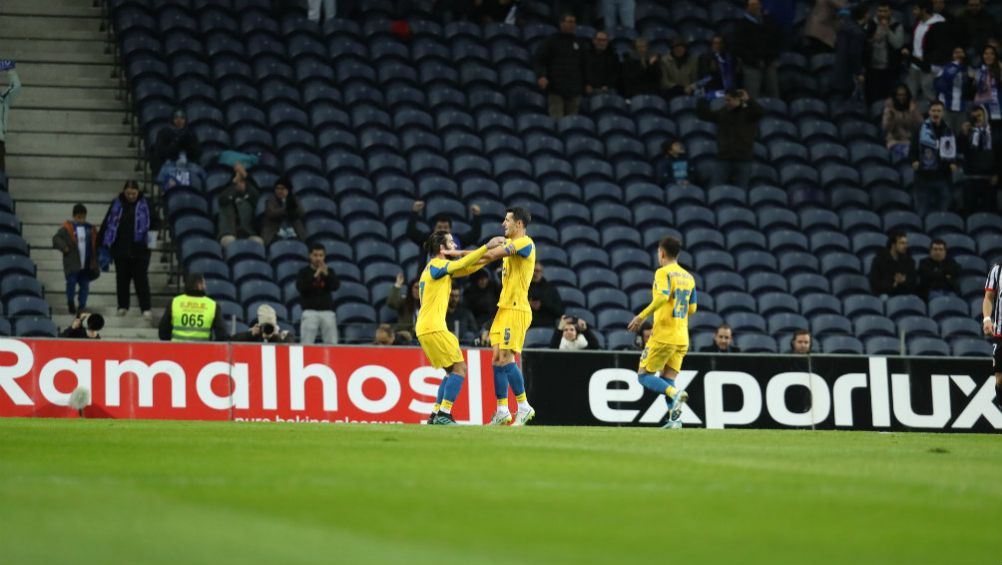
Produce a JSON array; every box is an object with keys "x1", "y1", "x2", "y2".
[{"x1": 628, "y1": 290, "x2": 669, "y2": 332}]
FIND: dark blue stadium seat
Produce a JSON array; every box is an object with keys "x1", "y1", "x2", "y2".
[
  {"x1": 897, "y1": 315, "x2": 938, "y2": 337},
  {"x1": 854, "y1": 314, "x2": 897, "y2": 338},
  {"x1": 908, "y1": 336, "x2": 950, "y2": 356},
  {"x1": 767, "y1": 312, "x2": 810, "y2": 335},
  {"x1": 885, "y1": 295, "x2": 927, "y2": 320},
  {"x1": 14, "y1": 316, "x2": 57, "y2": 338},
  {"x1": 726, "y1": 312, "x2": 767, "y2": 333},
  {"x1": 952, "y1": 337, "x2": 993, "y2": 357},
  {"x1": 0, "y1": 255, "x2": 36, "y2": 277},
  {"x1": 705, "y1": 271, "x2": 746, "y2": 293},
  {"x1": 789, "y1": 273, "x2": 831, "y2": 296},
  {"x1": 927, "y1": 295, "x2": 969, "y2": 320},
  {"x1": 843, "y1": 294, "x2": 883, "y2": 318},
  {"x1": 757, "y1": 292, "x2": 799, "y2": 315},
  {"x1": 822, "y1": 335, "x2": 864, "y2": 354},
  {"x1": 811, "y1": 313, "x2": 853, "y2": 337},
  {"x1": 777, "y1": 251, "x2": 820, "y2": 276}
]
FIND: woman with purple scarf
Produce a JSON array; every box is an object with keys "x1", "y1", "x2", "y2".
[
  {"x1": 98, "y1": 180, "x2": 160, "y2": 320},
  {"x1": 972, "y1": 45, "x2": 1002, "y2": 173}
]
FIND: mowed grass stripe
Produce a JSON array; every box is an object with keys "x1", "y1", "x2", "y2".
[{"x1": 0, "y1": 419, "x2": 998, "y2": 565}]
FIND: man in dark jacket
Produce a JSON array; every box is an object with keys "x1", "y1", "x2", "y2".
[
  {"x1": 909, "y1": 100, "x2": 958, "y2": 216},
  {"x1": 260, "y1": 177, "x2": 306, "y2": 245},
  {"x1": 956, "y1": 0, "x2": 998, "y2": 56},
  {"x1": 959, "y1": 105, "x2": 999, "y2": 215},
  {"x1": 463, "y1": 269, "x2": 500, "y2": 327},
  {"x1": 620, "y1": 37, "x2": 661, "y2": 98},
  {"x1": 832, "y1": 4, "x2": 868, "y2": 101},
  {"x1": 216, "y1": 162, "x2": 262, "y2": 247},
  {"x1": 699, "y1": 324, "x2": 741, "y2": 352},
  {"x1": 864, "y1": 2, "x2": 906, "y2": 104},
  {"x1": 533, "y1": 13, "x2": 588, "y2": 119},
  {"x1": 869, "y1": 231, "x2": 918, "y2": 297},
  {"x1": 61, "y1": 312, "x2": 104, "y2": 339},
  {"x1": 696, "y1": 89, "x2": 764, "y2": 188},
  {"x1": 586, "y1": 30, "x2": 620, "y2": 93},
  {"x1": 158, "y1": 273, "x2": 229, "y2": 341},
  {"x1": 297, "y1": 243, "x2": 341, "y2": 344},
  {"x1": 445, "y1": 288, "x2": 479, "y2": 343},
  {"x1": 98, "y1": 180, "x2": 160, "y2": 319},
  {"x1": 150, "y1": 108, "x2": 200, "y2": 176},
  {"x1": 732, "y1": 0, "x2": 782, "y2": 98},
  {"x1": 528, "y1": 262, "x2": 564, "y2": 328},
  {"x1": 918, "y1": 239, "x2": 961, "y2": 300}
]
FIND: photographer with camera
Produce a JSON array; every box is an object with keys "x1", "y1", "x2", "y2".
[
  {"x1": 260, "y1": 177, "x2": 305, "y2": 245},
  {"x1": 232, "y1": 304, "x2": 292, "y2": 343},
  {"x1": 549, "y1": 314, "x2": 600, "y2": 351},
  {"x1": 60, "y1": 312, "x2": 105, "y2": 340},
  {"x1": 158, "y1": 272, "x2": 229, "y2": 342}
]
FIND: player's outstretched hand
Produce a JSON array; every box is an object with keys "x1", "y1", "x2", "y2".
[
  {"x1": 486, "y1": 236, "x2": 506, "y2": 249},
  {"x1": 627, "y1": 315, "x2": 645, "y2": 333},
  {"x1": 984, "y1": 317, "x2": 994, "y2": 336}
]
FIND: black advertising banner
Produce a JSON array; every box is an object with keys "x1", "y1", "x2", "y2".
[{"x1": 521, "y1": 351, "x2": 1001, "y2": 433}]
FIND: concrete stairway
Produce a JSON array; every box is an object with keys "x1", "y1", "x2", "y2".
[{"x1": 0, "y1": 0, "x2": 175, "y2": 340}]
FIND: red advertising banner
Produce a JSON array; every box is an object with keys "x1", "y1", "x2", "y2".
[{"x1": 0, "y1": 339, "x2": 501, "y2": 424}]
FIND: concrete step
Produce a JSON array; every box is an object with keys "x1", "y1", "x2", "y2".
[
  {"x1": 13, "y1": 86, "x2": 125, "y2": 112},
  {"x1": 32, "y1": 254, "x2": 175, "y2": 274},
  {"x1": 52, "y1": 312, "x2": 166, "y2": 331},
  {"x1": 0, "y1": 39, "x2": 112, "y2": 64},
  {"x1": 48, "y1": 290, "x2": 176, "y2": 310},
  {"x1": 8, "y1": 179, "x2": 139, "y2": 200},
  {"x1": 15, "y1": 132, "x2": 135, "y2": 158},
  {"x1": 0, "y1": 15, "x2": 105, "y2": 41},
  {"x1": 101, "y1": 328, "x2": 164, "y2": 341},
  {"x1": 1, "y1": 0, "x2": 103, "y2": 18},
  {"x1": 39, "y1": 274, "x2": 172, "y2": 299},
  {"x1": 14, "y1": 62, "x2": 118, "y2": 89},
  {"x1": 5, "y1": 155, "x2": 143, "y2": 180},
  {"x1": 9, "y1": 109, "x2": 131, "y2": 135}
]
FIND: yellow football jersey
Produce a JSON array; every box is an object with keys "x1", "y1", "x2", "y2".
[
  {"x1": 648, "y1": 262, "x2": 697, "y2": 345},
  {"x1": 497, "y1": 236, "x2": 535, "y2": 312},
  {"x1": 414, "y1": 246, "x2": 488, "y2": 337}
]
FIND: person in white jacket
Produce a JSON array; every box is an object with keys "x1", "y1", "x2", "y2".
[{"x1": 0, "y1": 61, "x2": 22, "y2": 172}]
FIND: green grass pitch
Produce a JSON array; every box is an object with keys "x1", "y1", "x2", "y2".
[{"x1": 0, "y1": 418, "x2": 998, "y2": 565}]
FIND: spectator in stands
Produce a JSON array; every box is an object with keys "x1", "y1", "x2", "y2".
[
  {"x1": 734, "y1": 0, "x2": 782, "y2": 98},
  {"x1": 971, "y1": 45, "x2": 1002, "y2": 159},
  {"x1": 864, "y1": 2, "x2": 906, "y2": 105},
  {"x1": 882, "y1": 84, "x2": 923, "y2": 162},
  {"x1": 158, "y1": 273, "x2": 228, "y2": 341},
  {"x1": 232, "y1": 304, "x2": 293, "y2": 343},
  {"x1": 549, "y1": 314, "x2": 600, "y2": 350},
  {"x1": 388, "y1": 273, "x2": 420, "y2": 334},
  {"x1": 958, "y1": 105, "x2": 999, "y2": 214},
  {"x1": 956, "y1": 0, "x2": 998, "y2": 55},
  {"x1": 99, "y1": 180, "x2": 159, "y2": 320},
  {"x1": 602, "y1": 0, "x2": 635, "y2": 30},
  {"x1": 60, "y1": 312, "x2": 104, "y2": 340},
  {"x1": 804, "y1": 0, "x2": 848, "y2": 54},
  {"x1": 53, "y1": 203, "x2": 99, "y2": 315},
  {"x1": 446, "y1": 288, "x2": 479, "y2": 341},
  {"x1": 297, "y1": 243, "x2": 340, "y2": 345},
  {"x1": 910, "y1": 100, "x2": 958, "y2": 216},
  {"x1": 533, "y1": 13, "x2": 589, "y2": 119},
  {"x1": 697, "y1": 36, "x2": 740, "y2": 96},
  {"x1": 634, "y1": 320, "x2": 652, "y2": 350},
  {"x1": 406, "y1": 200, "x2": 482, "y2": 267},
  {"x1": 832, "y1": 4, "x2": 869, "y2": 103},
  {"x1": 918, "y1": 238, "x2": 961, "y2": 300},
  {"x1": 869, "y1": 230, "x2": 917, "y2": 297},
  {"x1": 935, "y1": 47, "x2": 971, "y2": 134},
  {"x1": 697, "y1": 89, "x2": 764, "y2": 188},
  {"x1": 654, "y1": 139, "x2": 692, "y2": 186},
  {"x1": 586, "y1": 30, "x2": 620, "y2": 94},
  {"x1": 789, "y1": 329, "x2": 813, "y2": 354},
  {"x1": 260, "y1": 177, "x2": 305, "y2": 246},
  {"x1": 157, "y1": 152, "x2": 206, "y2": 192},
  {"x1": 903, "y1": 0, "x2": 949, "y2": 103},
  {"x1": 620, "y1": 37, "x2": 662, "y2": 98},
  {"x1": 216, "y1": 161, "x2": 263, "y2": 248},
  {"x1": 463, "y1": 268, "x2": 500, "y2": 327},
  {"x1": 699, "y1": 324, "x2": 741, "y2": 352},
  {"x1": 373, "y1": 323, "x2": 410, "y2": 346},
  {"x1": 306, "y1": 0, "x2": 335, "y2": 22},
  {"x1": 0, "y1": 60, "x2": 21, "y2": 172},
  {"x1": 660, "y1": 39, "x2": 698, "y2": 99},
  {"x1": 528, "y1": 261, "x2": 564, "y2": 328},
  {"x1": 150, "y1": 108, "x2": 200, "y2": 178}
]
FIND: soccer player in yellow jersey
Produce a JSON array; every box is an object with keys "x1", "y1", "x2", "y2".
[
  {"x1": 628, "y1": 237, "x2": 697, "y2": 429},
  {"x1": 417, "y1": 231, "x2": 503, "y2": 425},
  {"x1": 474, "y1": 207, "x2": 537, "y2": 426}
]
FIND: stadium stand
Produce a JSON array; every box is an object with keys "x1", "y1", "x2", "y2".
[{"x1": 100, "y1": 0, "x2": 1002, "y2": 354}]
